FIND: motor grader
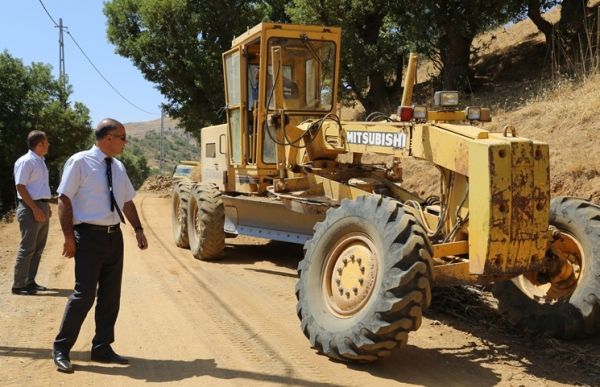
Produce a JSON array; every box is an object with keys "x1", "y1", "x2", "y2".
[{"x1": 171, "y1": 22, "x2": 600, "y2": 362}]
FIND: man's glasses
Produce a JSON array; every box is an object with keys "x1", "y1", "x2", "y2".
[{"x1": 109, "y1": 133, "x2": 127, "y2": 141}]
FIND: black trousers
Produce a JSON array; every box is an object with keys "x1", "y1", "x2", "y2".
[{"x1": 54, "y1": 226, "x2": 124, "y2": 353}]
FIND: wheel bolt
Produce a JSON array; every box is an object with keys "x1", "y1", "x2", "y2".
[
  {"x1": 350, "y1": 254, "x2": 355, "y2": 262},
  {"x1": 335, "y1": 279, "x2": 341, "y2": 286},
  {"x1": 358, "y1": 278, "x2": 364, "y2": 285},
  {"x1": 339, "y1": 289, "x2": 344, "y2": 295},
  {"x1": 353, "y1": 287, "x2": 358, "y2": 294},
  {"x1": 345, "y1": 291, "x2": 350, "y2": 299},
  {"x1": 357, "y1": 257, "x2": 362, "y2": 264},
  {"x1": 343, "y1": 258, "x2": 348, "y2": 265},
  {"x1": 360, "y1": 267, "x2": 365, "y2": 273},
  {"x1": 337, "y1": 268, "x2": 343, "y2": 275}
]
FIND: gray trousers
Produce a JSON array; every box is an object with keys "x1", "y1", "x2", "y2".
[{"x1": 13, "y1": 201, "x2": 49, "y2": 289}]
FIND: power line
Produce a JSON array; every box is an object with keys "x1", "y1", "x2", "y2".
[
  {"x1": 37, "y1": 0, "x2": 159, "y2": 116},
  {"x1": 65, "y1": 31, "x2": 158, "y2": 115},
  {"x1": 37, "y1": 0, "x2": 58, "y2": 27}
]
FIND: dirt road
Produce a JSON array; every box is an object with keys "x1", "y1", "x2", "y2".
[{"x1": 0, "y1": 193, "x2": 598, "y2": 386}]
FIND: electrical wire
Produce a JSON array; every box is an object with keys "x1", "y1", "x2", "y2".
[
  {"x1": 65, "y1": 31, "x2": 158, "y2": 115},
  {"x1": 37, "y1": 0, "x2": 159, "y2": 116},
  {"x1": 366, "y1": 112, "x2": 393, "y2": 122},
  {"x1": 37, "y1": 0, "x2": 59, "y2": 27}
]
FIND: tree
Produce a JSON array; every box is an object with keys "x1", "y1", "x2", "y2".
[
  {"x1": 287, "y1": 0, "x2": 412, "y2": 114},
  {"x1": 0, "y1": 51, "x2": 92, "y2": 215},
  {"x1": 120, "y1": 151, "x2": 150, "y2": 189},
  {"x1": 407, "y1": 1, "x2": 523, "y2": 91},
  {"x1": 526, "y1": 0, "x2": 599, "y2": 73},
  {"x1": 104, "y1": 0, "x2": 266, "y2": 134}
]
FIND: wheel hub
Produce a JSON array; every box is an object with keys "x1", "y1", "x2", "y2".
[
  {"x1": 324, "y1": 234, "x2": 377, "y2": 317},
  {"x1": 523, "y1": 231, "x2": 583, "y2": 302}
]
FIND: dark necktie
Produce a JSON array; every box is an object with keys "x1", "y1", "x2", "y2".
[{"x1": 105, "y1": 157, "x2": 126, "y2": 223}]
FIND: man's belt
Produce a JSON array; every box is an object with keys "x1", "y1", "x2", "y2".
[
  {"x1": 75, "y1": 223, "x2": 121, "y2": 233},
  {"x1": 18, "y1": 198, "x2": 51, "y2": 203}
]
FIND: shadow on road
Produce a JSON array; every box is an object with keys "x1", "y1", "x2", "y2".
[
  {"x1": 425, "y1": 286, "x2": 600, "y2": 386},
  {"x1": 350, "y1": 344, "x2": 501, "y2": 386},
  {"x1": 0, "y1": 346, "x2": 339, "y2": 386},
  {"x1": 218, "y1": 239, "x2": 304, "y2": 271},
  {"x1": 25, "y1": 288, "x2": 72, "y2": 298}
]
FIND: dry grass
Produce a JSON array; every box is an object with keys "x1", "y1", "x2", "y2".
[
  {"x1": 488, "y1": 73, "x2": 600, "y2": 202},
  {"x1": 400, "y1": 7, "x2": 600, "y2": 204}
]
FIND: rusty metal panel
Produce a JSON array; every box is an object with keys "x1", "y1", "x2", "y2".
[
  {"x1": 533, "y1": 141, "x2": 551, "y2": 259},
  {"x1": 471, "y1": 134, "x2": 551, "y2": 276},
  {"x1": 468, "y1": 139, "x2": 512, "y2": 274}
]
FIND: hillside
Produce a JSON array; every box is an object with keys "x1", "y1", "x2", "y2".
[
  {"x1": 126, "y1": 126, "x2": 198, "y2": 174},
  {"x1": 399, "y1": 11, "x2": 600, "y2": 204},
  {"x1": 124, "y1": 116, "x2": 180, "y2": 138}
]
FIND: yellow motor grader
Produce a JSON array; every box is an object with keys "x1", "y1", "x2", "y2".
[{"x1": 171, "y1": 22, "x2": 600, "y2": 362}]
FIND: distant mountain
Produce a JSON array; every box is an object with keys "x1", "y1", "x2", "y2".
[
  {"x1": 124, "y1": 116, "x2": 181, "y2": 138},
  {"x1": 123, "y1": 116, "x2": 199, "y2": 175}
]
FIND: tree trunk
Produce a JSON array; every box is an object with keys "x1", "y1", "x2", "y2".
[
  {"x1": 527, "y1": 0, "x2": 555, "y2": 48},
  {"x1": 557, "y1": 0, "x2": 598, "y2": 69},
  {"x1": 439, "y1": 26, "x2": 473, "y2": 92}
]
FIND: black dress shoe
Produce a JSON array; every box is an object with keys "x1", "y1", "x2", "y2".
[
  {"x1": 11, "y1": 287, "x2": 37, "y2": 295},
  {"x1": 91, "y1": 346, "x2": 129, "y2": 365},
  {"x1": 27, "y1": 282, "x2": 47, "y2": 291},
  {"x1": 52, "y1": 350, "x2": 74, "y2": 373}
]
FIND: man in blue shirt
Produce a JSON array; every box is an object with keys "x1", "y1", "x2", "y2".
[{"x1": 12, "y1": 130, "x2": 51, "y2": 295}]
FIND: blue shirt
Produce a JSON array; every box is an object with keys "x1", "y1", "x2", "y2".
[
  {"x1": 14, "y1": 150, "x2": 51, "y2": 200},
  {"x1": 58, "y1": 145, "x2": 136, "y2": 226}
]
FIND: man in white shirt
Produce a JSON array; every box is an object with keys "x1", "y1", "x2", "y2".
[
  {"x1": 12, "y1": 130, "x2": 51, "y2": 295},
  {"x1": 52, "y1": 118, "x2": 148, "y2": 373}
]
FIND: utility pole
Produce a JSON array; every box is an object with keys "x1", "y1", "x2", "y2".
[
  {"x1": 160, "y1": 110, "x2": 164, "y2": 175},
  {"x1": 57, "y1": 18, "x2": 67, "y2": 106}
]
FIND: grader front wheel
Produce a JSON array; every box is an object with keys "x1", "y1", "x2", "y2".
[
  {"x1": 171, "y1": 179, "x2": 193, "y2": 248},
  {"x1": 187, "y1": 183, "x2": 225, "y2": 260},
  {"x1": 296, "y1": 195, "x2": 433, "y2": 363},
  {"x1": 493, "y1": 197, "x2": 600, "y2": 338}
]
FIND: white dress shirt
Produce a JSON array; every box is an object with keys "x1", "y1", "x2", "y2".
[
  {"x1": 58, "y1": 145, "x2": 136, "y2": 226},
  {"x1": 14, "y1": 150, "x2": 51, "y2": 200}
]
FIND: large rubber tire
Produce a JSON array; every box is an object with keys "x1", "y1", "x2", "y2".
[
  {"x1": 493, "y1": 197, "x2": 600, "y2": 338},
  {"x1": 171, "y1": 179, "x2": 193, "y2": 248},
  {"x1": 296, "y1": 195, "x2": 434, "y2": 363},
  {"x1": 187, "y1": 183, "x2": 225, "y2": 260}
]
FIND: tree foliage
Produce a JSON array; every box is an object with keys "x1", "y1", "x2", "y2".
[
  {"x1": 286, "y1": 0, "x2": 411, "y2": 113},
  {"x1": 120, "y1": 151, "x2": 150, "y2": 189},
  {"x1": 405, "y1": 1, "x2": 523, "y2": 91},
  {"x1": 106, "y1": 1, "x2": 590, "y2": 124},
  {"x1": 104, "y1": 0, "x2": 266, "y2": 134},
  {"x1": 0, "y1": 51, "x2": 92, "y2": 215}
]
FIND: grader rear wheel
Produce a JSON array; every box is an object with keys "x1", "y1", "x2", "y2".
[
  {"x1": 493, "y1": 197, "x2": 600, "y2": 338},
  {"x1": 187, "y1": 183, "x2": 225, "y2": 260},
  {"x1": 296, "y1": 195, "x2": 433, "y2": 363},
  {"x1": 171, "y1": 179, "x2": 193, "y2": 248}
]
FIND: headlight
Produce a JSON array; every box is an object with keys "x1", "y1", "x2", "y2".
[
  {"x1": 434, "y1": 91, "x2": 459, "y2": 107},
  {"x1": 413, "y1": 105, "x2": 427, "y2": 120},
  {"x1": 465, "y1": 106, "x2": 481, "y2": 120}
]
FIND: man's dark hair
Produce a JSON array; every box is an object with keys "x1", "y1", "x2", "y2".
[
  {"x1": 27, "y1": 130, "x2": 47, "y2": 150},
  {"x1": 95, "y1": 118, "x2": 123, "y2": 139}
]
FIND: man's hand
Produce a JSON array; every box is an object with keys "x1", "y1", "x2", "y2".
[
  {"x1": 32, "y1": 206, "x2": 47, "y2": 222},
  {"x1": 135, "y1": 229, "x2": 148, "y2": 250},
  {"x1": 62, "y1": 236, "x2": 76, "y2": 258}
]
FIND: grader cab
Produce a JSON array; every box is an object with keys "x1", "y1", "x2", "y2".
[{"x1": 172, "y1": 22, "x2": 600, "y2": 362}]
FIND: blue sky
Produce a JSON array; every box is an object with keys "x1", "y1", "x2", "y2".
[{"x1": 1, "y1": 0, "x2": 165, "y2": 126}]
